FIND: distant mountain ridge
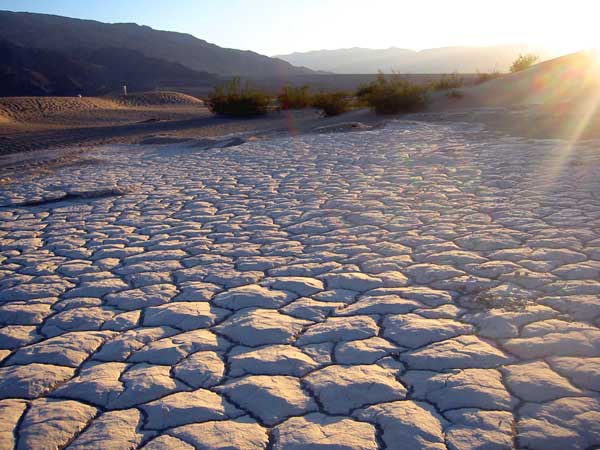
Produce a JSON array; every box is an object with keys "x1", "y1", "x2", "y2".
[
  {"x1": 276, "y1": 45, "x2": 554, "y2": 74},
  {"x1": 0, "y1": 10, "x2": 314, "y2": 77}
]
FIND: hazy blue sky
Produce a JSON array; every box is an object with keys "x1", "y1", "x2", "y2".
[{"x1": 1, "y1": 0, "x2": 598, "y2": 55}]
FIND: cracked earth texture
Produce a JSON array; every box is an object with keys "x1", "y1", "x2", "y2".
[{"x1": 1, "y1": 121, "x2": 600, "y2": 450}]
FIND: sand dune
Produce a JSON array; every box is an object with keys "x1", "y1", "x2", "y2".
[
  {"x1": 0, "y1": 92, "x2": 204, "y2": 124},
  {"x1": 0, "y1": 91, "x2": 209, "y2": 132},
  {"x1": 112, "y1": 91, "x2": 204, "y2": 107},
  {"x1": 0, "y1": 97, "x2": 122, "y2": 122},
  {"x1": 431, "y1": 50, "x2": 600, "y2": 109},
  {"x1": 422, "y1": 50, "x2": 600, "y2": 140}
]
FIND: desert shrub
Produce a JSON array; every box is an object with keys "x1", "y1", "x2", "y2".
[
  {"x1": 474, "y1": 69, "x2": 502, "y2": 84},
  {"x1": 355, "y1": 84, "x2": 375, "y2": 98},
  {"x1": 277, "y1": 85, "x2": 312, "y2": 110},
  {"x1": 207, "y1": 77, "x2": 270, "y2": 117},
  {"x1": 446, "y1": 89, "x2": 464, "y2": 99},
  {"x1": 358, "y1": 73, "x2": 428, "y2": 115},
  {"x1": 510, "y1": 54, "x2": 540, "y2": 73},
  {"x1": 312, "y1": 91, "x2": 351, "y2": 117},
  {"x1": 355, "y1": 83, "x2": 375, "y2": 104},
  {"x1": 429, "y1": 73, "x2": 464, "y2": 91}
]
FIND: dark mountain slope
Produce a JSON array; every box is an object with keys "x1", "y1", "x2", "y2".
[
  {"x1": 81, "y1": 47, "x2": 218, "y2": 90},
  {"x1": 0, "y1": 39, "x2": 93, "y2": 96},
  {"x1": 0, "y1": 39, "x2": 218, "y2": 96}
]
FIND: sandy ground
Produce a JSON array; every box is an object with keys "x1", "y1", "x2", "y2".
[
  {"x1": 0, "y1": 97, "x2": 388, "y2": 183},
  {"x1": 1, "y1": 121, "x2": 600, "y2": 449},
  {"x1": 410, "y1": 103, "x2": 600, "y2": 142}
]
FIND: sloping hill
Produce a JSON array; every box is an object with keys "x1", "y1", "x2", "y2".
[
  {"x1": 0, "y1": 39, "x2": 218, "y2": 96},
  {"x1": 429, "y1": 50, "x2": 600, "y2": 110},
  {"x1": 423, "y1": 51, "x2": 600, "y2": 141},
  {"x1": 81, "y1": 47, "x2": 218, "y2": 91},
  {"x1": 0, "y1": 10, "x2": 313, "y2": 77},
  {"x1": 0, "y1": 39, "x2": 95, "y2": 96}
]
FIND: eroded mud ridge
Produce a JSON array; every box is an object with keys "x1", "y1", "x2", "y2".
[{"x1": 1, "y1": 122, "x2": 600, "y2": 450}]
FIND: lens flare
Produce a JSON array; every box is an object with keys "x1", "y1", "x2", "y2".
[{"x1": 536, "y1": 50, "x2": 600, "y2": 192}]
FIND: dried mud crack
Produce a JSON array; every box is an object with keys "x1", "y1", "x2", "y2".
[{"x1": 1, "y1": 120, "x2": 600, "y2": 450}]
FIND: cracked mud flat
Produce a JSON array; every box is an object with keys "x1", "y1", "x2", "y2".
[{"x1": 1, "y1": 120, "x2": 600, "y2": 449}]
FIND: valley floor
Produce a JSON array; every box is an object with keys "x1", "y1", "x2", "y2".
[{"x1": 1, "y1": 121, "x2": 600, "y2": 449}]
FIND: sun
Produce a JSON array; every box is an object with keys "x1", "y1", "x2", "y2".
[{"x1": 537, "y1": 3, "x2": 600, "y2": 57}]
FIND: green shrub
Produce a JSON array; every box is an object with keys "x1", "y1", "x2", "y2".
[
  {"x1": 358, "y1": 73, "x2": 428, "y2": 115},
  {"x1": 207, "y1": 78, "x2": 270, "y2": 117},
  {"x1": 355, "y1": 83, "x2": 375, "y2": 105},
  {"x1": 312, "y1": 91, "x2": 351, "y2": 117},
  {"x1": 446, "y1": 89, "x2": 464, "y2": 99},
  {"x1": 277, "y1": 85, "x2": 312, "y2": 110},
  {"x1": 474, "y1": 69, "x2": 502, "y2": 84},
  {"x1": 429, "y1": 73, "x2": 464, "y2": 91},
  {"x1": 510, "y1": 54, "x2": 539, "y2": 73}
]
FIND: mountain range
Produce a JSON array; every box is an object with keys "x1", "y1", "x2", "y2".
[
  {"x1": 0, "y1": 10, "x2": 312, "y2": 77},
  {"x1": 0, "y1": 10, "x2": 313, "y2": 96},
  {"x1": 0, "y1": 10, "x2": 559, "y2": 97},
  {"x1": 276, "y1": 45, "x2": 554, "y2": 74}
]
